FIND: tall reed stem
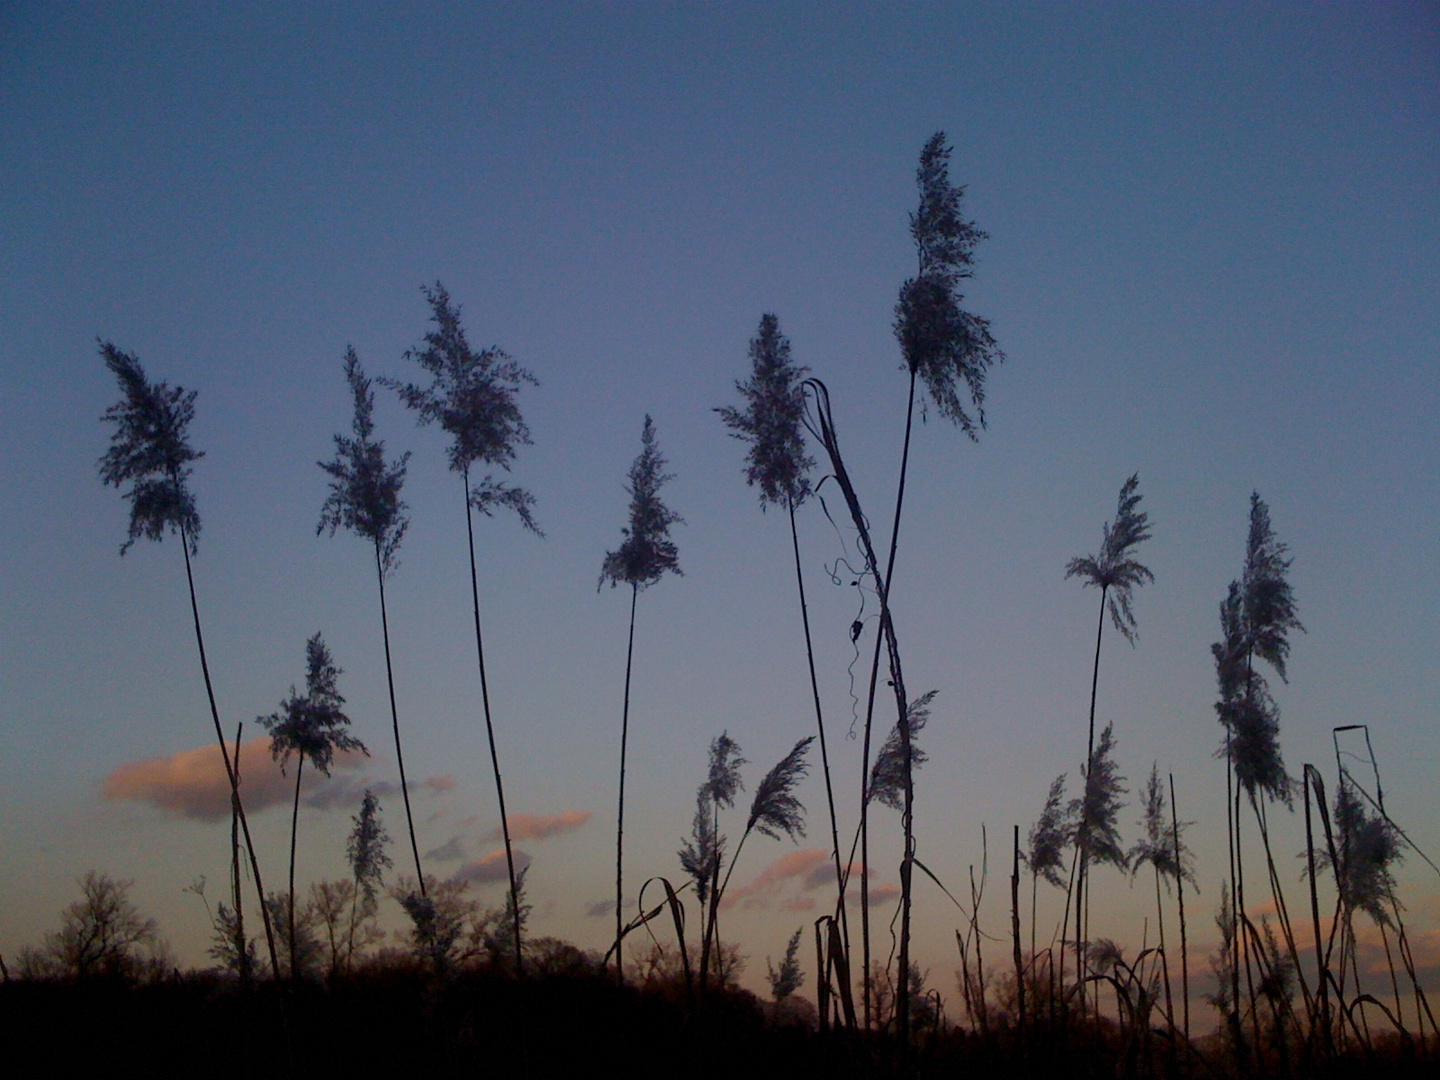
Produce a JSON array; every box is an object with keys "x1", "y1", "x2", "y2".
[
  {"x1": 288, "y1": 755, "x2": 304, "y2": 980},
  {"x1": 790, "y1": 499, "x2": 849, "y2": 970},
  {"x1": 1170, "y1": 773, "x2": 1190, "y2": 1047},
  {"x1": 614, "y1": 582, "x2": 639, "y2": 981},
  {"x1": 375, "y1": 544, "x2": 424, "y2": 894},
  {"x1": 464, "y1": 468, "x2": 523, "y2": 972},
  {"x1": 181, "y1": 531, "x2": 279, "y2": 977}
]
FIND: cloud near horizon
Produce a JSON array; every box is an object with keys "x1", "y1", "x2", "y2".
[
  {"x1": 723, "y1": 849, "x2": 829, "y2": 910},
  {"x1": 721, "y1": 850, "x2": 877, "y2": 911},
  {"x1": 102, "y1": 737, "x2": 444, "y2": 821},
  {"x1": 451, "y1": 848, "x2": 531, "y2": 887},
  {"x1": 491, "y1": 810, "x2": 592, "y2": 842}
]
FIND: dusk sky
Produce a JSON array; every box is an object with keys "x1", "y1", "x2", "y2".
[{"x1": 2, "y1": 3, "x2": 1437, "y2": 1007}]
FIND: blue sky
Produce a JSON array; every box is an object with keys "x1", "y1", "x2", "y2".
[{"x1": 2, "y1": 2, "x2": 1437, "y2": 1005}]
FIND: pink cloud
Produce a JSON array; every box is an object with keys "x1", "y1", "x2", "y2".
[
  {"x1": 103, "y1": 737, "x2": 365, "y2": 821},
  {"x1": 723, "y1": 849, "x2": 829, "y2": 910},
  {"x1": 852, "y1": 883, "x2": 900, "y2": 908},
  {"x1": 492, "y1": 810, "x2": 592, "y2": 842},
  {"x1": 451, "y1": 848, "x2": 531, "y2": 886}
]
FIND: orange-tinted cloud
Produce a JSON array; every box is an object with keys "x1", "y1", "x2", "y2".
[
  {"x1": 723, "y1": 849, "x2": 829, "y2": 909},
  {"x1": 854, "y1": 883, "x2": 900, "y2": 908},
  {"x1": 105, "y1": 737, "x2": 370, "y2": 820},
  {"x1": 492, "y1": 810, "x2": 592, "y2": 842},
  {"x1": 451, "y1": 848, "x2": 531, "y2": 886}
]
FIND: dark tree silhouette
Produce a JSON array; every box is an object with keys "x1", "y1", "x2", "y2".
[
  {"x1": 387, "y1": 282, "x2": 539, "y2": 970},
  {"x1": 318, "y1": 349, "x2": 423, "y2": 890},
  {"x1": 1064, "y1": 472, "x2": 1153, "y2": 1005},
  {"x1": 96, "y1": 341, "x2": 279, "y2": 977},
  {"x1": 259, "y1": 632, "x2": 365, "y2": 979},
  {"x1": 30, "y1": 872, "x2": 161, "y2": 980},
  {"x1": 600, "y1": 413, "x2": 682, "y2": 978},
  {"x1": 718, "y1": 314, "x2": 848, "y2": 959}
]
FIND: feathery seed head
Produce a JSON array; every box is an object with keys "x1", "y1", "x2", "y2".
[
  {"x1": 97, "y1": 341, "x2": 204, "y2": 555},
  {"x1": 1071, "y1": 722, "x2": 1128, "y2": 871},
  {"x1": 318, "y1": 348, "x2": 411, "y2": 574},
  {"x1": 716, "y1": 314, "x2": 814, "y2": 510},
  {"x1": 260, "y1": 633, "x2": 366, "y2": 778},
  {"x1": 1065, "y1": 473, "x2": 1154, "y2": 644},
  {"x1": 347, "y1": 789, "x2": 393, "y2": 907},
  {"x1": 599, "y1": 414, "x2": 683, "y2": 590},
  {"x1": 1243, "y1": 493, "x2": 1304, "y2": 681},
  {"x1": 747, "y1": 737, "x2": 813, "y2": 842},
  {"x1": 868, "y1": 690, "x2": 936, "y2": 811},
  {"x1": 386, "y1": 282, "x2": 540, "y2": 534},
  {"x1": 1323, "y1": 780, "x2": 1404, "y2": 927},
  {"x1": 704, "y1": 732, "x2": 747, "y2": 810},
  {"x1": 1211, "y1": 494, "x2": 1300, "y2": 805},
  {"x1": 893, "y1": 132, "x2": 1003, "y2": 438},
  {"x1": 1127, "y1": 764, "x2": 1197, "y2": 889},
  {"x1": 1027, "y1": 773, "x2": 1073, "y2": 889}
]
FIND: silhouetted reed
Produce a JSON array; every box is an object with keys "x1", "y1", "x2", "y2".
[
  {"x1": 1064, "y1": 472, "x2": 1152, "y2": 1010},
  {"x1": 318, "y1": 349, "x2": 424, "y2": 892},
  {"x1": 388, "y1": 282, "x2": 540, "y2": 968},
  {"x1": 259, "y1": 632, "x2": 365, "y2": 981},
  {"x1": 600, "y1": 413, "x2": 683, "y2": 979},
  {"x1": 97, "y1": 342, "x2": 280, "y2": 977},
  {"x1": 718, "y1": 314, "x2": 851, "y2": 986}
]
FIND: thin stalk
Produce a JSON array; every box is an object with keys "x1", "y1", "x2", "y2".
[
  {"x1": 887, "y1": 370, "x2": 918, "y2": 1046},
  {"x1": 1224, "y1": 728, "x2": 1244, "y2": 1055},
  {"x1": 1304, "y1": 767, "x2": 1332, "y2": 1055},
  {"x1": 375, "y1": 544, "x2": 424, "y2": 894},
  {"x1": 706, "y1": 828, "x2": 753, "y2": 982},
  {"x1": 180, "y1": 530, "x2": 279, "y2": 978},
  {"x1": 1236, "y1": 775, "x2": 1263, "y2": 1058},
  {"x1": 804, "y1": 377, "x2": 911, "y2": 1029},
  {"x1": 1012, "y1": 825, "x2": 1026, "y2": 1035},
  {"x1": 231, "y1": 722, "x2": 247, "y2": 986},
  {"x1": 1254, "y1": 794, "x2": 1313, "y2": 1022},
  {"x1": 288, "y1": 755, "x2": 304, "y2": 982},
  {"x1": 859, "y1": 623, "x2": 883, "y2": 1027},
  {"x1": 789, "y1": 498, "x2": 849, "y2": 967},
  {"x1": 1170, "y1": 773, "x2": 1190, "y2": 1047},
  {"x1": 1074, "y1": 585, "x2": 1108, "y2": 1015},
  {"x1": 614, "y1": 582, "x2": 639, "y2": 981},
  {"x1": 463, "y1": 468, "x2": 522, "y2": 971},
  {"x1": 1154, "y1": 864, "x2": 1174, "y2": 1044}
]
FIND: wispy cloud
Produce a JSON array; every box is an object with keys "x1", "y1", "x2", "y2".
[
  {"x1": 102, "y1": 737, "x2": 365, "y2": 821},
  {"x1": 304, "y1": 772, "x2": 456, "y2": 812},
  {"x1": 102, "y1": 738, "x2": 450, "y2": 821},
  {"x1": 491, "y1": 810, "x2": 592, "y2": 842},
  {"x1": 852, "y1": 883, "x2": 900, "y2": 908},
  {"x1": 723, "y1": 849, "x2": 829, "y2": 910},
  {"x1": 451, "y1": 848, "x2": 531, "y2": 886},
  {"x1": 585, "y1": 899, "x2": 615, "y2": 919},
  {"x1": 425, "y1": 836, "x2": 467, "y2": 862}
]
